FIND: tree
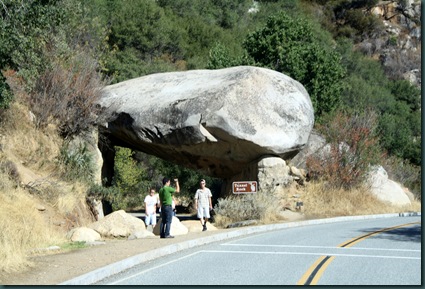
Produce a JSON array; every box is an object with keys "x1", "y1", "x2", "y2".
[
  {"x1": 206, "y1": 42, "x2": 232, "y2": 69},
  {"x1": 0, "y1": 0, "x2": 106, "y2": 106},
  {"x1": 206, "y1": 42, "x2": 254, "y2": 69},
  {"x1": 111, "y1": 146, "x2": 148, "y2": 210},
  {"x1": 113, "y1": 147, "x2": 143, "y2": 193},
  {"x1": 0, "y1": 73, "x2": 12, "y2": 109},
  {"x1": 243, "y1": 11, "x2": 346, "y2": 120},
  {"x1": 378, "y1": 103, "x2": 421, "y2": 166},
  {"x1": 336, "y1": 40, "x2": 421, "y2": 165},
  {"x1": 92, "y1": 0, "x2": 188, "y2": 81},
  {"x1": 388, "y1": 79, "x2": 421, "y2": 112}
]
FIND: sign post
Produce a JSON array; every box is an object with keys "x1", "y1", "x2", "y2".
[{"x1": 232, "y1": 181, "x2": 257, "y2": 194}]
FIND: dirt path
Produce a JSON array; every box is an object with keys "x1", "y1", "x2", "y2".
[
  {"x1": 0, "y1": 228, "x2": 231, "y2": 285},
  {"x1": 0, "y1": 210, "x2": 306, "y2": 285}
]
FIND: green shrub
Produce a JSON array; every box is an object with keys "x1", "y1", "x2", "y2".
[
  {"x1": 206, "y1": 42, "x2": 233, "y2": 69},
  {"x1": 114, "y1": 148, "x2": 141, "y2": 189},
  {"x1": 87, "y1": 183, "x2": 123, "y2": 211},
  {"x1": 243, "y1": 11, "x2": 346, "y2": 120},
  {"x1": 0, "y1": 74, "x2": 12, "y2": 109},
  {"x1": 388, "y1": 35, "x2": 398, "y2": 46},
  {"x1": 102, "y1": 147, "x2": 159, "y2": 211},
  {"x1": 378, "y1": 104, "x2": 421, "y2": 166},
  {"x1": 345, "y1": 10, "x2": 382, "y2": 37},
  {"x1": 57, "y1": 143, "x2": 95, "y2": 183}
]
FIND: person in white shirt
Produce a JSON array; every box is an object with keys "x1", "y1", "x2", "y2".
[
  {"x1": 194, "y1": 179, "x2": 212, "y2": 231},
  {"x1": 144, "y1": 188, "x2": 158, "y2": 229},
  {"x1": 172, "y1": 197, "x2": 177, "y2": 216}
]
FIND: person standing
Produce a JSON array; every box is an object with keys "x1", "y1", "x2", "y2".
[
  {"x1": 194, "y1": 179, "x2": 212, "y2": 231},
  {"x1": 144, "y1": 188, "x2": 158, "y2": 231},
  {"x1": 158, "y1": 177, "x2": 180, "y2": 238}
]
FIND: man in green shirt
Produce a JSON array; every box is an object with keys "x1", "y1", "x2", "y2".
[{"x1": 159, "y1": 177, "x2": 180, "y2": 238}]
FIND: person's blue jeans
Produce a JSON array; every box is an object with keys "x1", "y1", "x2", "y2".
[{"x1": 160, "y1": 205, "x2": 173, "y2": 238}]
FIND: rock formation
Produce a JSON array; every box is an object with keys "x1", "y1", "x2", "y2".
[
  {"x1": 87, "y1": 210, "x2": 150, "y2": 238},
  {"x1": 367, "y1": 166, "x2": 412, "y2": 206},
  {"x1": 98, "y1": 66, "x2": 314, "y2": 179}
]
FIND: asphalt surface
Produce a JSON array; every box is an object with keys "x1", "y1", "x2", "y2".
[
  {"x1": 95, "y1": 216, "x2": 421, "y2": 285},
  {"x1": 59, "y1": 211, "x2": 421, "y2": 285}
]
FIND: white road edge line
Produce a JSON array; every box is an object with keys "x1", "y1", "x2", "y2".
[
  {"x1": 108, "y1": 251, "x2": 203, "y2": 285},
  {"x1": 221, "y1": 243, "x2": 421, "y2": 252},
  {"x1": 201, "y1": 250, "x2": 421, "y2": 260}
]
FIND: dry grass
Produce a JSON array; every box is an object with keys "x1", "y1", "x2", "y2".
[
  {"x1": 0, "y1": 174, "x2": 66, "y2": 273},
  {"x1": 0, "y1": 162, "x2": 93, "y2": 274},
  {"x1": 1, "y1": 102, "x2": 62, "y2": 175},
  {"x1": 302, "y1": 181, "x2": 421, "y2": 219},
  {"x1": 0, "y1": 102, "x2": 95, "y2": 273},
  {"x1": 213, "y1": 193, "x2": 286, "y2": 228},
  {"x1": 213, "y1": 180, "x2": 421, "y2": 229}
]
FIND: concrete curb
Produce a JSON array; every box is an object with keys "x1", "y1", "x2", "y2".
[{"x1": 59, "y1": 212, "x2": 421, "y2": 285}]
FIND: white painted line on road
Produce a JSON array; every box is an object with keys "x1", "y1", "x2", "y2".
[
  {"x1": 108, "y1": 251, "x2": 202, "y2": 285},
  {"x1": 202, "y1": 249, "x2": 421, "y2": 260},
  {"x1": 221, "y1": 243, "x2": 421, "y2": 252}
]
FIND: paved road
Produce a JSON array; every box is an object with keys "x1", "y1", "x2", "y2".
[{"x1": 94, "y1": 216, "x2": 421, "y2": 285}]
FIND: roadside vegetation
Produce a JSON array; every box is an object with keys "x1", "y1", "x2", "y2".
[
  {"x1": 213, "y1": 182, "x2": 421, "y2": 229},
  {"x1": 0, "y1": 0, "x2": 421, "y2": 273}
]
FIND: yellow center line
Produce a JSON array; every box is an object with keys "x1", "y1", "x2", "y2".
[
  {"x1": 338, "y1": 221, "x2": 420, "y2": 248},
  {"x1": 296, "y1": 221, "x2": 420, "y2": 285},
  {"x1": 296, "y1": 256, "x2": 336, "y2": 285}
]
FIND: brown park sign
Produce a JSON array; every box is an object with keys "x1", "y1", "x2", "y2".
[{"x1": 232, "y1": 181, "x2": 257, "y2": 194}]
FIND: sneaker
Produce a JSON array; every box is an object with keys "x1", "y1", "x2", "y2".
[
  {"x1": 202, "y1": 225, "x2": 207, "y2": 231},
  {"x1": 165, "y1": 235, "x2": 175, "y2": 238}
]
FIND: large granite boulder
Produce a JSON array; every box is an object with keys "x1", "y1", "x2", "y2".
[
  {"x1": 88, "y1": 210, "x2": 147, "y2": 238},
  {"x1": 99, "y1": 66, "x2": 314, "y2": 178},
  {"x1": 66, "y1": 227, "x2": 102, "y2": 242},
  {"x1": 367, "y1": 166, "x2": 412, "y2": 206}
]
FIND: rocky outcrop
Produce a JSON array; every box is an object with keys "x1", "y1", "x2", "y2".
[
  {"x1": 222, "y1": 155, "x2": 307, "y2": 196},
  {"x1": 367, "y1": 0, "x2": 421, "y2": 86},
  {"x1": 291, "y1": 131, "x2": 413, "y2": 207},
  {"x1": 367, "y1": 166, "x2": 412, "y2": 206},
  {"x1": 99, "y1": 66, "x2": 314, "y2": 178},
  {"x1": 257, "y1": 157, "x2": 292, "y2": 191}
]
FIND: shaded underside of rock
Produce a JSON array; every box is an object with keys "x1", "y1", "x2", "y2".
[{"x1": 99, "y1": 66, "x2": 314, "y2": 177}]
